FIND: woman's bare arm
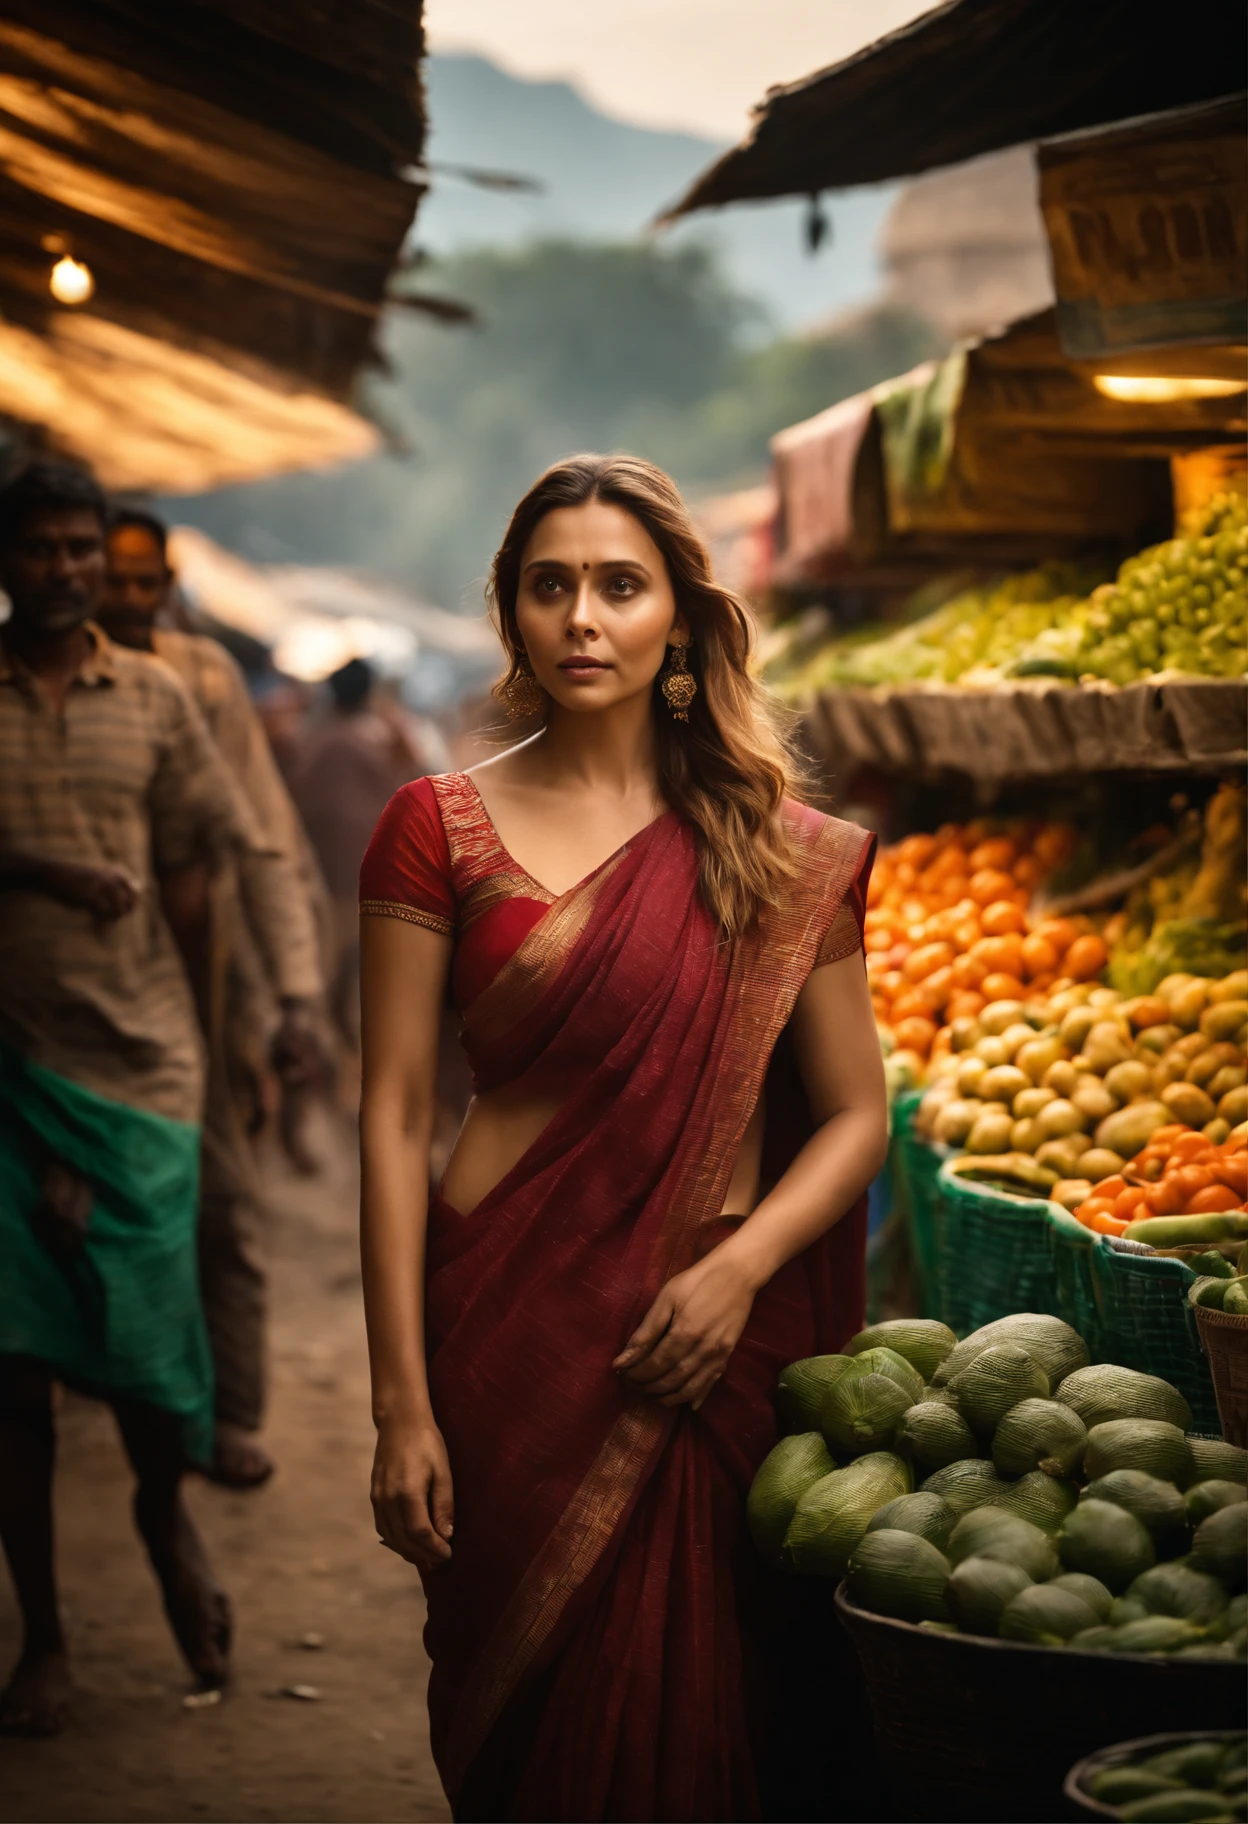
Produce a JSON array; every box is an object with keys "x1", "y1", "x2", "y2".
[
  {"x1": 359, "y1": 914, "x2": 455, "y2": 1568},
  {"x1": 618, "y1": 950, "x2": 887, "y2": 1407}
]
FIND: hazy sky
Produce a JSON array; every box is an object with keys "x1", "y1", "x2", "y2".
[{"x1": 424, "y1": 0, "x2": 935, "y2": 141}]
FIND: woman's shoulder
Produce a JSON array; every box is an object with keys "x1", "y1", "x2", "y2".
[
  {"x1": 359, "y1": 775, "x2": 458, "y2": 925},
  {"x1": 782, "y1": 795, "x2": 874, "y2": 863}
]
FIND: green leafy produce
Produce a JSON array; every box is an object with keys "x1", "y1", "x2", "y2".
[
  {"x1": 947, "y1": 1509, "x2": 1058, "y2": 1582},
  {"x1": 985, "y1": 1471, "x2": 1078, "y2": 1533},
  {"x1": 821, "y1": 1373, "x2": 913, "y2": 1457},
  {"x1": 1082, "y1": 1420, "x2": 1195, "y2": 1489},
  {"x1": 920, "y1": 1459, "x2": 1002, "y2": 1514},
  {"x1": 999, "y1": 1583, "x2": 1100, "y2": 1645},
  {"x1": 782, "y1": 1451, "x2": 911, "y2": 1577},
  {"x1": 1108, "y1": 1616, "x2": 1204, "y2": 1656},
  {"x1": 1089, "y1": 1769, "x2": 1185, "y2": 1806},
  {"x1": 844, "y1": 1320, "x2": 957, "y2": 1381},
  {"x1": 1081, "y1": 1470, "x2": 1191, "y2": 1555},
  {"x1": 1120, "y1": 1791, "x2": 1237, "y2": 1821},
  {"x1": 1186, "y1": 1480, "x2": 1248, "y2": 1525},
  {"x1": 948, "y1": 1345, "x2": 1049, "y2": 1439},
  {"x1": 746, "y1": 1432, "x2": 837, "y2": 1564},
  {"x1": 1048, "y1": 1572, "x2": 1113, "y2": 1621},
  {"x1": 1206, "y1": 1592, "x2": 1248, "y2": 1641},
  {"x1": 897, "y1": 1401, "x2": 980, "y2": 1472},
  {"x1": 866, "y1": 1491, "x2": 957, "y2": 1550},
  {"x1": 1060, "y1": 1500, "x2": 1155, "y2": 1591},
  {"x1": 841, "y1": 1346, "x2": 927, "y2": 1405},
  {"x1": 775, "y1": 1355, "x2": 855, "y2": 1433},
  {"x1": 945, "y1": 1557, "x2": 1033, "y2": 1636},
  {"x1": 933, "y1": 1313, "x2": 1088, "y2": 1392},
  {"x1": 992, "y1": 1399, "x2": 1086, "y2": 1479},
  {"x1": 1110, "y1": 1595, "x2": 1149, "y2": 1626},
  {"x1": 1145, "y1": 1745, "x2": 1235, "y2": 1786},
  {"x1": 846, "y1": 1528, "x2": 951, "y2": 1624},
  {"x1": 1128, "y1": 1562, "x2": 1229, "y2": 1627},
  {"x1": 1188, "y1": 1438, "x2": 1248, "y2": 1487},
  {"x1": 1056, "y1": 1364, "x2": 1193, "y2": 1433},
  {"x1": 1189, "y1": 1504, "x2": 1248, "y2": 1590}
]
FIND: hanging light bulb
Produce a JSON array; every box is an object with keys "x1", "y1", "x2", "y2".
[
  {"x1": 1093, "y1": 374, "x2": 1244, "y2": 403},
  {"x1": 49, "y1": 255, "x2": 94, "y2": 305}
]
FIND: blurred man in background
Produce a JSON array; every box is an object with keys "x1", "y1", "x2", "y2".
[
  {"x1": 291, "y1": 656, "x2": 444, "y2": 1056},
  {"x1": 101, "y1": 510, "x2": 325, "y2": 1490},
  {"x1": 0, "y1": 464, "x2": 252, "y2": 1731}
]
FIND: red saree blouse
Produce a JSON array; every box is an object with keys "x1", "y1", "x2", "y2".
[{"x1": 360, "y1": 772, "x2": 875, "y2": 1823}]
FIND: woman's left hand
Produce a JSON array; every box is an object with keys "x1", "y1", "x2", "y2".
[{"x1": 613, "y1": 1247, "x2": 757, "y2": 1409}]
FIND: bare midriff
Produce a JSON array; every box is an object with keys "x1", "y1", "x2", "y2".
[{"x1": 439, "y1": 1079, "x2": 765, "y2": 1220}]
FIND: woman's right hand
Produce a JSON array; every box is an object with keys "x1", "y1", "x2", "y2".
[{"x1": 370, "y1": 1415, "x2": 454, "y2": 1571}]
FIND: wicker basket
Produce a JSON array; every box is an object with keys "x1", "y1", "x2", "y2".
[
  {"x1": 834, "y1": 1585, "x2": 1243, "y2": 1824},
  {"x1": 1064, "y1": 1730, "x2": 1243, "y2": 1819},
  {"x1": 1093, "y1": 1243, "x2": 1219, "y2": 1433},
  {"x1": 935, "y1": 1164, "x2": 1064, "y2": 1337},
  {"x1": 1046, "y1": 1203, "x2": 1110, "y2": 1362},
  {"x1": 1192, "y1": 1301, "x2": 1248, "y2": 1446}
]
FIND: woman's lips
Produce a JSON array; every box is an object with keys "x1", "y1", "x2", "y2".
[{"x1": 557, "y1": 657, "x2": 610, "y2": 673}]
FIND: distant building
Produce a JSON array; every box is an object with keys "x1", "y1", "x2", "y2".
[{"x1": 879, "y1": 145, "x2": 1055, "y2": 341}]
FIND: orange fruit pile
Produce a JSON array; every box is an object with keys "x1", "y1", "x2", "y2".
[
  {"x1": 1074, "y1": 1126, "x2": 1248, "y2": 1235},
  {"x1": 865, "y1": 820, "x2": 1098, "y2": 1058}
]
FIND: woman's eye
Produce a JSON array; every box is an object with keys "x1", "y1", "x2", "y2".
[
  {"x1": 606, "y1": 575, "x2": 638, "y2": 597},
  {"x1": 535, "y1": 576, "x2": 563, "y2": 596}
]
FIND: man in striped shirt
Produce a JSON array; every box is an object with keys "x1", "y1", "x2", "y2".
[
  {"x1": 102, "y1": 509, "x2": 326, "y2": 1492},
  {"x1": 0, "y1": 463, "x2": 252, "y2": 1733}
]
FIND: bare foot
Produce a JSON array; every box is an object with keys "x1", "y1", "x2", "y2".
[
  {"x1": 0, "y1": 1646, "x2": 72, "y2": 1736},
  {"x1": 207, "y1": 1423, "x2": 275, "y2": 1490},
  {"x1": 134, "y1": 1489, "x2": 233, "y2": 1689},
  {"x1": 158, "y1": 1528, "x2": 233, "y2": 1690}
]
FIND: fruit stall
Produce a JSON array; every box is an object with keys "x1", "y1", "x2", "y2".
[{"x1": 743, "y1": 87, "x2": 1247, "y2": 1824}]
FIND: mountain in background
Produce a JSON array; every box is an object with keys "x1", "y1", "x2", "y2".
[{"x1": 419, "y1": 54, "x2": 895, "y2": 333}]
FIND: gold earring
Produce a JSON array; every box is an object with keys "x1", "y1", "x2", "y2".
[
  {"x1": 660, "y1": 642, "x2": 697, "y2": 722},
  {"x1": 499, "y1": 652, "x2": 546, "y2": 720}
]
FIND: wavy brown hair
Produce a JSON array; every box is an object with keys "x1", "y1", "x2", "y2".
[{"x1": 487, "y1": 453, "x2": 806, "y2": 939}]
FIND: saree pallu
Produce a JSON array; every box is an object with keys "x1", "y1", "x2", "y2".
[
  {"x1": 0, "y1": 1042, "x2": 212, "y2": 1461},
  {"x1": 424, "y1": 806, "x2": 872, "y2": 1822}
]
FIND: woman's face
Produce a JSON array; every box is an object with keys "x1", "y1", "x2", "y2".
[{"x1": 513, "y1": 499, "x2": 686, "y2": 715}]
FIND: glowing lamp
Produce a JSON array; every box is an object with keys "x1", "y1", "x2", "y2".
[
  {"x1": 50, "y1": 256, "x2": 94, "y2": 305},
  {"x1": 1093, "y1": 374, "x2": 1245, "y2": 404}
]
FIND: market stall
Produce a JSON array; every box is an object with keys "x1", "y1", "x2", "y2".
[{"x1": 675, "y1": 44, "x2": 1248, "y2": 1819}]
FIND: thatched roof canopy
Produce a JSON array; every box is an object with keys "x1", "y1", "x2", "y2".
[
  {"x1": 661, "y1": 0, "x2": 1245, "y2": 215},
  {"x1": 0, "y1": 0, "x2": 448, "y2": 491}
]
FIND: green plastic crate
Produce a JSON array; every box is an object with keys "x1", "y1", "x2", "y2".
[
  {"x1": 1045, "y1": 1203, "x2": 1109, "y2": 1364},
  {"x1": 889, "y1": 1091, "x2": 949, "y2": 1322},
  {"x1": 1090, "y1": 1241, "x2": 1220, "y2": 1434},
  {"x1": 935, "y1": 1163, "x2": 1065, "y2": 1337}
]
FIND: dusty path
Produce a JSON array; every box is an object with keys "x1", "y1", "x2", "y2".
[{"x1": 0, "y1": 1116, "x2": 450, "y2": 1824}]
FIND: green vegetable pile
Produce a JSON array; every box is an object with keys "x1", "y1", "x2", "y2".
[
  {"x1": 1076, "y1": 493, "x2": 1248, "y2": 687},
  {"x1": 766, "y1": 491, "x2": 1248, "y2": 699},
  {"x1": 1076, "y1": 1733, "x2": 1245, "y2": 1822},
  {"x1": 750, "y1": 1314, "x2": 1248, "y2": 1660}
]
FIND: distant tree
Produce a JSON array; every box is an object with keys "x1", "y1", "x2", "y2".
[{"x1": 170, "y1": 241, "x2": 942, "y2": 609}]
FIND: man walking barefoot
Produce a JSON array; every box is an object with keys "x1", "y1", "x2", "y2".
[
  {"x1": 0, "y1": 465, "x2": 256, "y2": 1732},
  {"x1": 101, "y1": 510, "x2": 326, "y2": 1489}
]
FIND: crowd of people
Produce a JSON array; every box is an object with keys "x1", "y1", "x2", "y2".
[{"x1": 0, "y1": 459, "x2": 440, "y2": 1736}]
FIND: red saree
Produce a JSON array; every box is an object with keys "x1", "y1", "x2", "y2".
[{"x1": 360, "y1": 774, "x2": 874, "y2": 1822}]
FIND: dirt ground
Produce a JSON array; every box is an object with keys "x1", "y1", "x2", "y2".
[{"x1": 0, "y1": 1113, "x2": 451, "y2": 1824}]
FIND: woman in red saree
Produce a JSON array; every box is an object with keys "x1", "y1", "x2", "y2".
[{"x1": 358, "y1": 455, "x2": 886, "y2": 1822}]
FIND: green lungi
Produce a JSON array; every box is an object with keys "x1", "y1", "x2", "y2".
[{"x1": 0, "y1": 1043, "x2": 212, "y2": 1461}]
